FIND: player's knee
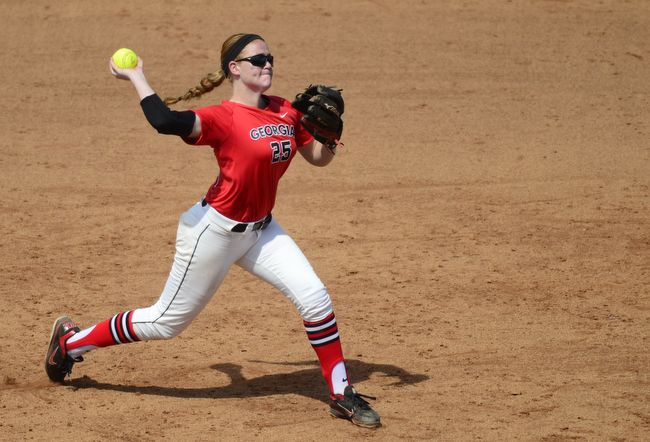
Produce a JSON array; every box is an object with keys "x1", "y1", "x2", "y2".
[
  {"x1": 299, "y1": 288, "x2": 333, "y2": 323},
  {"x1": 132, "y1": 322, "x2": 183, "y2": 341},
  {"x1": 131, "y1": 310, "x2": 192, "y2": 341}
]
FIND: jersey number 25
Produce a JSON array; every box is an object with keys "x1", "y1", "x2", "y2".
[{"x1": 270, "y1": 140, "x2": 292, "y2": 163}]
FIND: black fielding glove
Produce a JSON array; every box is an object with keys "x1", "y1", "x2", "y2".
[{"x1": 291, "y1": 85, "x2": 344, "y2": 153}]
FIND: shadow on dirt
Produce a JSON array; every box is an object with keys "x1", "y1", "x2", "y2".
[{"x1": 70, "y1": 359, "x2": 429, "y2": 403}]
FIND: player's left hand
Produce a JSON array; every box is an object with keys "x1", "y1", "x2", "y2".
[{"x1": 291, "y1": 85, "x2": 344, "y2": 154}]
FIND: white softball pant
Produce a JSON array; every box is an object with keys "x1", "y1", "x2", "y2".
[{"x1": 130, "y1": 200, "x2": 333, "y2": 341}]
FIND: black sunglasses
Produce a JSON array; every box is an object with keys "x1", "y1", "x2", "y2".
[{"x1": 234, "y1": 53, "x2": 274, "y2": 68}]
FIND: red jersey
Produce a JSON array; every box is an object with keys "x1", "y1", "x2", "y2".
[{"x1": 186, "y1": 96, "x2": 313, "y2": 222}]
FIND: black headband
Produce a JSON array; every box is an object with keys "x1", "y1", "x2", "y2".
[{"x1": 221, "y1": 34, "x2": 264, "y2": 74}]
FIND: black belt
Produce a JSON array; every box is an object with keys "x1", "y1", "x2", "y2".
[
  {"x1": 231, "y1": 213, "x2": 272, "y2": 232},
  {"x1": 202, "y1": 198, "x2": 272, "y2": 232}
]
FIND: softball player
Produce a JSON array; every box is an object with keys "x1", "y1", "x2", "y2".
[{"x1": 44, "y1": 33, "x2": 380, "y2": 428}]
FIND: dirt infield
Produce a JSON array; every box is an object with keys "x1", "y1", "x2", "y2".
[{"x1": 1, "y1": 1, "x2": 649, "y2": 440}]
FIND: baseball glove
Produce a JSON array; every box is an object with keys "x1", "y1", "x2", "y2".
[{"x1": 291, "y1": 85, "x2": 344, "y2": 154}]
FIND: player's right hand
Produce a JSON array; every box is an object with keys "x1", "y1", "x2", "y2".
[{"x1": 109, "y1": 57, "x2": 143, "y2": 80}]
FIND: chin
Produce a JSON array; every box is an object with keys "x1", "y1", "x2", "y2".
[{"x1": 261, "y1": 78, "x2": 273, "y2": 90}]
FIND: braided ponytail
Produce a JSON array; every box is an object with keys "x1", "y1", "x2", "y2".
[
  {"x1": 164, "y1": 33, "x2": 257, "y2": 106},
  {"x1": 164, "y1": 70, "x2": 227, "y2": 105}
]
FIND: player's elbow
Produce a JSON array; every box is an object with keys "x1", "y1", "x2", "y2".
[
  {"x1": 140, "y1": 94, "x2": 195, "y2": 137},
  {"x1": 147, "y1": 112, "x2": 195, "y2": 137}
]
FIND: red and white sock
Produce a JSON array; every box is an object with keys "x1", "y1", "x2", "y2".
[
  {"x1": 66, "y1": 311, "x2": 140, "y2": 359},
  {"x1": 304, "y1": 312, "x2": 350, "y2": 397}
]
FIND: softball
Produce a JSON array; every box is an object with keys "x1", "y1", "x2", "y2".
[{"x1": 112, "y1": 48, "x2": 138, "y2": 69}]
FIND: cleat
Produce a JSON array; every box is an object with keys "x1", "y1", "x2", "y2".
[
  {"x1": 45, "y1": 316, "x2": 82, "y2": 383},
  {"x1": 329, "y1": 385, "x2": 381, "y2": 428}
]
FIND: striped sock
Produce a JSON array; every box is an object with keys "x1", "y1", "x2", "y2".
[
  {"x1": 66, "y1": 311, "x2": 140, "y2": 358},
  {"x1": 304, "y1": 312, "x2": 349, "y2": 396}
]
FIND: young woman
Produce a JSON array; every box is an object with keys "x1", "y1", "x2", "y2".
[{"x1": 45, "y1": 33, "x2": 380, "y2": 428}]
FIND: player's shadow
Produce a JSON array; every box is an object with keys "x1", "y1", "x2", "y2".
[{"x1": 70, "y1": 359, "x2": 428, "y2": 403}]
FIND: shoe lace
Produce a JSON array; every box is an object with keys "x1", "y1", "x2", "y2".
[
  {"x1": 60, "y1": 355, "x2": 83, "y2": 380},
  {"x1": 60, "y1": 360, "x2": 75, "y2": 379},
  {"x1": 61, "y1": 334, "x2": 83, "y2": 380},
  {"x1": 351, "y1": 391, "x2": 377, "y2": 410}
]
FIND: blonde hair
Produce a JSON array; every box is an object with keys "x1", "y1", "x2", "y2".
[{"x1": 164, "y1": 33, "x2": 250, "y2": 105}]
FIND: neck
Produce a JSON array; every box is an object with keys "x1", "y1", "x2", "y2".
[
  {"x1": 230, "y1": 84, "x2": 267, "y2": 109},
  {"x1": 230, "y1": 95, "x2": 266, "y2": 109}
]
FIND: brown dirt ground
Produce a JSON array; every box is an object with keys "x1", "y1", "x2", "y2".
[{"x1": 1, "y1": 0, "x2": 649, "y2": 441}]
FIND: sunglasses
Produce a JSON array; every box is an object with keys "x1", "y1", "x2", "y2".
[{"x1": 234, "y1": 53, "x2": 274, "y2": 68}]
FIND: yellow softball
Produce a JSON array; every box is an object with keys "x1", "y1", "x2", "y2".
[{"x1": 112, "y1": 48, "x2": 138, "y2": 69}]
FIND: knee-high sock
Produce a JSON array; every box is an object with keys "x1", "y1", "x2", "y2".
[
  {"x1": 65, "y1": 311, "x2": 140, "y2": 358},
  {"x1": 304, "y1": 312, "x2": 349, "y2": 397}
]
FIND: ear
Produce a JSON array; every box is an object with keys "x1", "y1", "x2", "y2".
[{"x1": 228, "y1": 61, "x2": 240, "y2": 78}]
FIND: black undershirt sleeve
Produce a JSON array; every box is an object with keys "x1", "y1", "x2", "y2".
[{"x1": 140, "y1": 94, "x2": 196, "y2": 138}]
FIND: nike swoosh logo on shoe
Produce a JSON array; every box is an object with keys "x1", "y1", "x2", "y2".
[
  {"x1": 48, "y1": 347, "x2": 59, "y2": 365},
  {"x1": 335, "y1": 404, "x2": 353, "y2": 416}
]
